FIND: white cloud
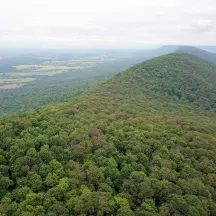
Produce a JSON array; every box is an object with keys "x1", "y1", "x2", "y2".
[{"x1": 0, "y1": 0, "x2": 216, "y2": 48}]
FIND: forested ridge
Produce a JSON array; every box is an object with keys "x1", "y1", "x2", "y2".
[{"x1": 1, "y1": 53, "x2": 216, "y2": 215}]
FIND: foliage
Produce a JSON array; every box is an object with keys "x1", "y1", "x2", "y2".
[
  {"x1": 0, "y1": 77, "x2": 103, "y2": 117},
  {"x1": 0, "y1": 53, "x2": 216, "y2": 215}
]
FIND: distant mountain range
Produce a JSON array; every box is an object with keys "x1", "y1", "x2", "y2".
[
  {"x1": 197, "y1": 46, "x2": 216, "y2": 53},
  {"x1": 154, "y1": 45, "x2": 216, "y2": 64}
]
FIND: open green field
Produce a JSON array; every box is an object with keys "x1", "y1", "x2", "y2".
[
  {"x1": 15, "y1": 64, "x2": 85, "y2": 71},
  {"x1": 0, "y1": 50, "x2": 138, "y2": 91},
  {"x1": 0, "y1": 77, "x2": 36, "y2": 89},
  {"x1": 0, "y1": 77, "x2": 36, "y2": 84}
]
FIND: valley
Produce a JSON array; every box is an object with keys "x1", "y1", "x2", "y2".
[
  {"x1": 0, "y1": 51, "x2": 132, "y2": 89},
  {"x1": 1, "y1": 46, "x2": 216, "y2": 117}
]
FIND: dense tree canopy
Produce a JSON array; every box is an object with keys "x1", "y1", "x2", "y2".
[{"x1": 0, "y1": 53, "x2": 216, "y2": 215}]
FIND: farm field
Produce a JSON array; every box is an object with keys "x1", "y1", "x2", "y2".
[
  {"x1": 0, "y1": 77, "x2": 36, "y2": 83},
  {"x1": 0, "y1": 77, "x2": 36, "y2": 88},
  {"x1": 0, "y1": 49, "x2": 144, "y2": 116},
  {"x1": 0, "y1": 51, "x2": 133, "y2": 89},
  {"x1": 0, "y1": 84, "x2": 24, "y2": 89},
  {"x1": 0, "y1": 71, "x2": 66, "y2": 77}
]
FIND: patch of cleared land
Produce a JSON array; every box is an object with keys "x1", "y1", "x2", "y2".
[
  {"x1": 15, "y1": 65, "x2": 39, "y2": 69},
  {"x1": 15, "y1": 65, "x2": 86, "y2": 71},
  {"x1": 0, "y1": 84, "x2": 25, "y2": 90},
  {"x1": 0, "y1": 71, "x2": 67, "y2": 77},
  {"x1": 0, "y1": 77, "x2": 36, "y2": 83},
  {"x1": 0, "y1": 77, "x2": 36, "y2": 90}
]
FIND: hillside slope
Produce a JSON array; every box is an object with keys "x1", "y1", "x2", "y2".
[
  {"x1": 104, "y1": 53, "x2": 216, "y2": 112},
  {"x1": 177, "y1": 46, "x2": 216, "y2": 64},
  {"x1": 157, "y1": 45, "x2": 216, "y2": 64},
  {"x1": 1, "y1": 53, "x2": 216, "y2": 216}
]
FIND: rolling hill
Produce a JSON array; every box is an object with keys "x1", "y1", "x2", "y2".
[
  {"x1": 197, "y1": 46, "x2": 216, "y2": 53},
  {"x1": 177, "y1": 46, "x2": 216, "y2": 64},
  {"x1": 157, "y1": 45, "x2": 216, "y2": 64},
  {"x1": 0, "y1": 53, "x2": 216, "y2": 215},
  {"x1": 2, "y1": 46, "x2": 216, "y2": 118}
]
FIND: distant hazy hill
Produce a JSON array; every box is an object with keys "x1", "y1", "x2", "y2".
[
  {"x1": 1, "y1": 53, "x2": 216, "y2": 215},
  {"x1": 156, "y1": 45, "x2": 216, "y2": 64},
  {"x1": 177, "y1": 46, "x2": 216, "y2": 64},
  {"x1": 198, "y1": 46, "x2": 216, "y2": 53}
]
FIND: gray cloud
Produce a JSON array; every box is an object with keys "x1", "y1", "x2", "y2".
[
  {"x1": 0, "y1": 0, "x2": 216, "y2": 48},
  {"x1": 180, "y1": 20, "x2": 215, "y2": 35}
]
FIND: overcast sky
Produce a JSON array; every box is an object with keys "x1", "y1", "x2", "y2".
[{"x1": 0, "y1": 0, "x2": 216, "y2": 48}]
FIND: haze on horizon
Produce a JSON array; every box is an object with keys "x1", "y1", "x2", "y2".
[{"x1": 1, "y1": 0, "x2": 216, "y2": 49}]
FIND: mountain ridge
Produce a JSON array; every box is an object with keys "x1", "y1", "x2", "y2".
[
  {"x1": 1, "y1": 53, "x2": 216, "y2": 215},
  {"x1": 157, "y1": 45, "x2": 216, "y2": 64},
  {"x1": 88, "y1": 53, "x2": 216, "y2": 115}
]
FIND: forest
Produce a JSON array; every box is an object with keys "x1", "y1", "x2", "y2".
[
  {"x1": 0, "y1": 49, "x2": 151, "y2": 117},
  {"x1": 1, "y1": 46, "x2": 216, "y2": 117},
  {"x1": 0, "y1": 53, "x2": 216, "y2": 215}
]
